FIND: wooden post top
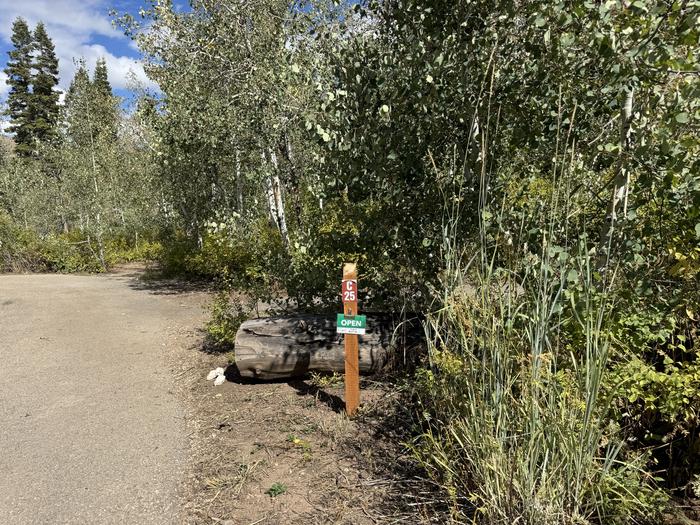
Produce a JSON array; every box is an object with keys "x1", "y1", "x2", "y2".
[{"x1": 343, "y1": 262, "x2": 357, "y2": 281}]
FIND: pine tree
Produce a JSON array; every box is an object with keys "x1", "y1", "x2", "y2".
[
  {"x1": 92, "y1": 58, "x2": 118, "y2": 138},
  {"x1": 64, "y1": 61, "x2": 93, "y2": 147},
  {"x1": 3, "y1": 18, "x2": 34, "y2": 156},
  {"x1": 93, "y1": 58, "x2": 111, "y2": 97},
  {"x1": 30, "y1": 22, "x2": 61, "y2": 146}
]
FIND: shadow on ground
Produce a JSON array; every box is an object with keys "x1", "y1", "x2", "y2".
[
  {"x1": 223, "y1": 363, "x2": 345, "y2": 413},
  {"x1": 185, "y1": 327, "x2": 454, "y2": 524},
  {"x1": 197, "y1": 331, "x2": 236, "y2": 355},
  {"x1": 118, "y1": 267, "x2": 213, "y2": 296},
  {"x1": 349, "y1": 387, "x2": 463, "y2": 522}
]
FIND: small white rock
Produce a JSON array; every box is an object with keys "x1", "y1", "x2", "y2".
[{"x1": 206, "y1": 367, "x2": 225, "y2": 381}]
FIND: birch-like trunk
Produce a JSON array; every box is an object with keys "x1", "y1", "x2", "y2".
[
  {"x1": 58, "y1": 192, "x2": 69, "y2": 233},
  {"x1": 267, "y1": 148, "x2": 289, "y2": 249},
  {"x1": 235, "y1": 147, "x2": 243, "y2": 214},
  {"x1": 599, "y1": 88, "x2": 634, "y2": 266},
  {"x1": 95, "y1": 211, "x2": 106, "y2": 269},
  {"x1": 263, "y1": 150, "x2": 279, "y2": 228}
]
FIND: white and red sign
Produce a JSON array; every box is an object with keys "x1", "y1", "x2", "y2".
[{"x1": 342, "y1": 279, "x2": 357, "y2": 305}]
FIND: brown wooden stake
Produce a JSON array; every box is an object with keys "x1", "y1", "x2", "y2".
[{"x1": 343, "y1": 262, "x2": 360, "y2": 416}]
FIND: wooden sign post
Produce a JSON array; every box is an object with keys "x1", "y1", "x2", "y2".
[{"x1": 340, "y1": 263, "x2": 361, "y2": 416}]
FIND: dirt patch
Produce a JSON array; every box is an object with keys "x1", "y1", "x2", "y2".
[{"x1": 167, "y1": 327, "x2": 443, "y2": 524}]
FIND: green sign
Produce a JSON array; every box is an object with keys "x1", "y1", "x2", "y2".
[{"x1": 336, "y1": 314, "x2": 367, "y2": 335}]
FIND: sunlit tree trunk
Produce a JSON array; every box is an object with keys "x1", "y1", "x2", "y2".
[
  {"x1": 235, "y1": 147, "x2": 243, "y2": 214},
  {"x1": 86, "y1": 102, "x2": 106, "y2": 270},
  {"x1": 263, "y1": 150, "x2": 279, "y2": 229},
  {"x1": 268, "y1": 147, "x2": 289, "y2": 249},
  {"x1": 599, "y1": 88, "x2": 634, "y2": 266}
]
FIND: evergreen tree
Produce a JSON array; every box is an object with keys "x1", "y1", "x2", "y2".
[
  {"x1": 30, "y1": 22, "x2": 61, "y2": 146},
  {"x1": 66, "y1": 61, "x2": 90, "y2": 103},
  {"x1": 64, "y1": 61, "x2": 93, "y2": 147},
  {"x1": 3, "y1": 18, "x2": 34, "y2": 156},
  {"x1": 64, "y1": 59, "x2": 119, "y2": 146},
  {"x1": 92, "y1": 58, "x2": 118, "y2": 138},
  {"x1": 93, "y1": 58, "x2": 111, "y2": 97}
]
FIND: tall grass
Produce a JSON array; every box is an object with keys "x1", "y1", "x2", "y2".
[
  {"x1": 412, "y1": 113, "x2": 665, "y2": 522},
  {"x1": 412, "y1": 205, "x2": 663, "y2": 523},
  {"x1": 413, "y1": 222, "x2": 666, "y2": 523}
]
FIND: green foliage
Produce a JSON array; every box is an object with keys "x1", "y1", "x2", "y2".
[
  {"x1": 1, "y1": 1, "x2": 698, "y2": 520},
  {"x1": 29, "y1": 22, "x2": 60, "y2": 145},
  {"x1": 611, "y1": 356, "x2": 700, "y2": 425},
  {"x1": 0, "y1": 211, "x2": 45, "y2": 271},
  {"x1": 92, "y1": 58, "x2": 112, "y2": 97},
  {"x1": 3, "y1": 18, "x2": 60, "y2": 155},
  {"x1": 0, "y1": 212, "x2": 160, "y2": 273},
  {"x1": 159, "y1": 219, "x2": 286, "y2": 299},
  {"x1": 3, "y1": 18, "x2": 34, "y2": 156},
  {"x1": 2, "y1": 58, "x2": 161, "y2": 271},
  {"x1": 309, "y1": 371, "x2": 342, "y2": 389},
  {"x1": 37, "y1": 231, "x2": 105, "y2": 273},
  {"x1": 104, "y1": 237, "x2": 162, "y2": 265},
  {"x1": 412, "y1": 229, "x2": 667, "y2": 523},
  {"x1": 205, "y1": 291, "x2": 248, "y2": 348},
  {"x1": 265, "y1": 482, "x2": 287, "y2": 497},
  {"x1": 285, "y1": 197, "x2": 435, "y2": 311},
  {"x1": 64, "y1": 62, "x2": 93, "y2": 146}
]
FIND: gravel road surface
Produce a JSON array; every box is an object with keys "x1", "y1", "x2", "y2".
[{"x1": 0, "y1": 270, "x2": 205, "y2": 524}]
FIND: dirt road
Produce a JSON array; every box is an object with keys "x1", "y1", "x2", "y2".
[{"x1": 0, "y1": 268, "x2": 207, "y2": 525}]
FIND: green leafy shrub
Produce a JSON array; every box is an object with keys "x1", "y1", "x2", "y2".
[
  {"x1": 0, "y1": 212, "x2": 163, "y2": 273},
  {"x1": 0, "y1": 213, "x2": 101, "y2": 272},
  {"x1": 0, "y1": 212, "x2": 46, "y2": 272},
  {"x1": 284, "y1": 198, "x2": 437, "y2": 312},
  {"x1": 205, "y1": 291, "x2": 249, "y2": 348},
  {"x1": 104, "y1": 236, "x2": 163, "y2": 265},
  {"x1": 37, "y1": 231, "x2": 105, "y2": 273},
  {"x1": 606, "y1": 308, "x2": 700, "y2": 487},
  {"x1": 159, "y1": 218, "x2": 285, "y2": 299}
]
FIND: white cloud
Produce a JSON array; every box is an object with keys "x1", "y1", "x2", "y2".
[
  {"x1": 0, "y1": 71, "x2": 9, "y2": 98},
  {"x1": 0, "y1": 0, "x2": 158, "y2": 96},
  {"x1": 0, "y1": 116, "x2": 10, "y2": 134}
]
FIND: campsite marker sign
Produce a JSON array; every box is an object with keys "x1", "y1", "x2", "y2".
[
  {"x1": 336, "y1": 313, "x2": 367, "y2": 334},
  {"x1": 340, "y1": 263, "x2": 361, "y2": 416}
]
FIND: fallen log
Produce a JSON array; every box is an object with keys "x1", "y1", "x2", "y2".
[{"x1": 234, "y1": 314, "x2": 421, "y2": 380}]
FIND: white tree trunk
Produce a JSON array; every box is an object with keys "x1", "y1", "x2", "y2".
[
  {"x1": 235, "y1": 147, "x2": 243, "y2": 214},
  {"x1": 263, "y1": 150, "x2": 279, "y2": 228},
  {"x1": 600, "y1": 88, "x2": 634, "y2": 264},
  {"x1": 268, "y1": 148, "x2": 289, "y2": 248}
]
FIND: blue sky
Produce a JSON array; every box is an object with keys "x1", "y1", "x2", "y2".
[{"x1": 0, "y1": 0, "x2": 164, "y2": 117}]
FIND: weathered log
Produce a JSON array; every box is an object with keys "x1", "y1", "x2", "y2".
[{"x1": 234, "y1": 314, "x2": 419, "y2": 380}]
